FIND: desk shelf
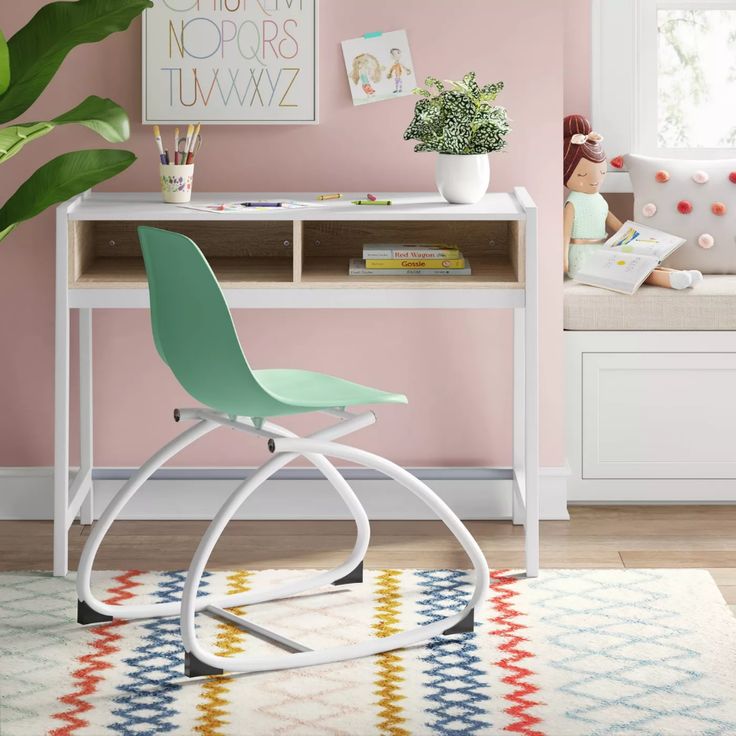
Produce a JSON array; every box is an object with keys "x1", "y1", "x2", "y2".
[
  {"x1": 301, "y1": 255, "x2": 519, "y2": 288},
  {"x1": 67, "y1": 195, "x2": 525, "y2": 291},
  {"x1": 69, "y1": 219, "x2": 295, "y2": 288},
  {"x1": 75, "y1": 256, "x2": 294, "y2": 287}
]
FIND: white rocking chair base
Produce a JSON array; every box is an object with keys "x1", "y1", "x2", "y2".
[{"x1": 76, "y1": 408, "x2": 490, "y2": 678}]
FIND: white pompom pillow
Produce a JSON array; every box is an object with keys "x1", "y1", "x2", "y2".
[{"x1": 624, "y1": 154, "x2": 736, "y2": 273}]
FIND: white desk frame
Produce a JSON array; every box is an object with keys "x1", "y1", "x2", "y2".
[{"x1": 54, "y1": 190, "x2": 539, "y2": 577}]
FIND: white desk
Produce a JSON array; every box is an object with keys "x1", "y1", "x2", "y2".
[{"x1": 54, "y1": 190, "x2": 539, "y2": 576}]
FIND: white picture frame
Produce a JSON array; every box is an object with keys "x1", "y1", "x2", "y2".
[{"x1": 142, "y1": 0, "x2": 318, "y2": 125}]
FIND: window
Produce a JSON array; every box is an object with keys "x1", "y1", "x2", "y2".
[
  {"x1": 593, "y1": 0, "x2": 736, "y2": 185},
  {"x1": 656, "y1": 9, "x2": 736, "y2": 148}
]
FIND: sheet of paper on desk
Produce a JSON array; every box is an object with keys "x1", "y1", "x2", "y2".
[{"x1": 177, "y1": 201, "x2": 319, "y2": 214}]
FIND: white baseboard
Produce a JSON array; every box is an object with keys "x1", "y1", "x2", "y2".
[
  {"x1": 0, "y1": 466, "x2": 570, "y2": 521},
  {"x1": 567, "y1": 478, "x2": 736, "y2": 504}
]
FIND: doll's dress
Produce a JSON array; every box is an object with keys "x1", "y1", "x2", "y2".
[{"x1": 566, "y1": 191, "x2": 609, "y2": 278}]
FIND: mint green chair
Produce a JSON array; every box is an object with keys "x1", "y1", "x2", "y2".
[
  {"x1": 76, "y1": 226, "x2": 489, "y2": 678},
  {"x1": 139, "y1": 226, "x2": 408, "y2": 418}
]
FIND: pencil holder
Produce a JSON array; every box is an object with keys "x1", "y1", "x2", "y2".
[{"x1": 160, "y1": 164, "x2": 194, "y2": 203}]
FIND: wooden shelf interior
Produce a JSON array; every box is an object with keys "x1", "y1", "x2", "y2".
[
  {"x1": 69, "y1": 218, "x2": 524, "y2": 288},
  {"x1": 69, "y1": 220, "x2": 294, "y2": 286},
  {"x1": 301, "y1": 220, "x2": 523, "y2": 287}
]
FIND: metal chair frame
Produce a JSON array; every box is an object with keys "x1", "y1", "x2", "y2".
[{"x1": 77, "y1": 407, "x2": 489, "y2": 677}]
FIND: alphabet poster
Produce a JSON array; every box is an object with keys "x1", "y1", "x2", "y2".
[
  {"x1": 142, "y1": 0, "x2": 318, "y2": 124},
  {"x1": 341, "y1": 30, "x2": 417, "y2": 106}
]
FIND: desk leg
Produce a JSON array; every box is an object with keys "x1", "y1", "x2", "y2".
[
  {"x1": 513, "y1": 305, "x2": 539, "y2": 577},
  {"x1": 54, "y1": 306, "x2": 70, "y2": 577},
  {"x1": 79, "y1": 309, "x2": 94, "y2": 525},
  {"x1": 524, "y1": 302, "x2": 539, "y2": 578},
  {"x1": 512, "y1": 308, "x2": 525, "y2": 526}
]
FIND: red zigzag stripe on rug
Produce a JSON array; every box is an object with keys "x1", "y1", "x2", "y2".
[
  {"x1": 49, "y1": 570, "x2": 143, "y2": 736},
  {"x1": 489, "y1": 569, "x2": 544, "y2": 736}
]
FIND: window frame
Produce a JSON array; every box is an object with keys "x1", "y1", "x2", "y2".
[{"x1": 592, "y1": 0, "x2": 736, "y2": 191}]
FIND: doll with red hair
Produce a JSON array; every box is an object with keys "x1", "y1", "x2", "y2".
[{"x1": 563, "y1": 114, "x2": 701, "y2": 289}]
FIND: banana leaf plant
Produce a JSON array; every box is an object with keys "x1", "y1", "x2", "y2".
[{"x1": 0, "y1": 0, "x2": 153, "y2": 243}]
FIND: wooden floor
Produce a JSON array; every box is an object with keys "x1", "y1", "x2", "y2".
[{"x1": 2, "y1": 506, "x2": 736, "y2": 605}]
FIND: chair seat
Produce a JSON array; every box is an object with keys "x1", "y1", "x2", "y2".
[{"x1": 254, "y1": 368, "x2": 408, "y2": 411}]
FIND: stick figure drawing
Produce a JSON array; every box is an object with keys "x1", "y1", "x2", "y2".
[
  {"x1": 342, "y1": 30, "x2": 417, "y2": 105},
  {"x1": 387, "y1": 47, "x2": 411, "y2": 94}
]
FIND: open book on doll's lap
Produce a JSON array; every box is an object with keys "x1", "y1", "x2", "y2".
[{"x1": 572, "y1": 221, "x2": 689, "y2": 295}]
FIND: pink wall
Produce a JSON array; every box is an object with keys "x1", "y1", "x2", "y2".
[
  {"x1": 0, "y1": 0, "x2": 566, "y2": 469},
  {"x1": 564, "y1": 0, "x2": 592, "y2": 117}
]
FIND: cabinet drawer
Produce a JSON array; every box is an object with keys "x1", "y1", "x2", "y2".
[{"x1": 582, "y1": 353, "x2": 736, "y2": 479}]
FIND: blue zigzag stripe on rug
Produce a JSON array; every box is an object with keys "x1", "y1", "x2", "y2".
[
  {"x1": 111, "y1": 571, "x2": 210, "y2": 734},
  {"x1": 416, "y1": 569, "x2": 491, "y2": 734},
  {"x1": 531, "y1": 569, "x2": 736, "y2": 736}
]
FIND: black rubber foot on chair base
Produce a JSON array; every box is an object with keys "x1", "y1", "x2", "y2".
[
  {"x1": 185, "y1": 651, "x2": 224, "y2": 678},
  {"x1": 443, "y1": 608, "x2": 475, "y2": 635},
  {"x1": 331, "y1": 560, "x2": 363, "y2": 586},
  {"x1": 77, "y1": 600, "x2": 113, "y2": 625}
]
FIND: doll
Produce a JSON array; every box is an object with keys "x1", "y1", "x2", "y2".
[
  {"x1": 350, "y1": 53, "x2": 383, "y2": 97},
  {"x1": 386, "y1": 47, "x2": 411, "y2": 94},
  {"x1": 563, "y1": 114, "x2": 701, "y2": 289}
]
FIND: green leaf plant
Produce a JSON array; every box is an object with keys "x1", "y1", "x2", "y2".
[
  {"x1": 403, "y1": 72, "x2": 511, "y2": 155},
  {"x1": 0, "y1": 0, "x2": 152, "y2": 244}
]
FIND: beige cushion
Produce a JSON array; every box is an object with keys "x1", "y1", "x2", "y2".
[{"x1": 564, "y1": 276, "x2": 736, "y2": 331}]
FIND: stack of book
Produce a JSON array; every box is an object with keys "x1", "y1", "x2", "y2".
[{"x1": 349, "y1": 244, "x2": 471, "y2": 276}]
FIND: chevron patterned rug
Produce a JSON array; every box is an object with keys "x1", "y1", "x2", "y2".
[{"x1": 1, "y1": 568, "x2": 736, "y2": 736}]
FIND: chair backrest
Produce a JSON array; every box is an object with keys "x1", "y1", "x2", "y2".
[{"x1": 137, "y1": 226, "x2": 272, "y2": 415}]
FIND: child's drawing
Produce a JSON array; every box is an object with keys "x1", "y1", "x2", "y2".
[
  {"x1": 350, "y1": 53, "x2": 383, "y2": 98},
  {"x1": 341, "y1": 30, "x2": 417, "y2": 106},
  {"x1": 387, "y1": 47, "x2": 411, "y2": 94}
]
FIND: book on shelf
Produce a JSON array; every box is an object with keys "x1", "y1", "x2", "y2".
[
  {"x1": 572, "y1": 220, "x2": 686, "y2": 295},
  {"x1": 362, "y1": 244, "x2": 461, "y2": 259},
  {"x1": 365, "y1": 258, "x2": 466, "y2": 269},
  {"x1": 349, "y1": 258, "x2": 472, "y2": 276}
]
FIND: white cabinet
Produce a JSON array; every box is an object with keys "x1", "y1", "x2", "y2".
[
  {"x1": 582, "y1": 353, "x2": 736, "y2": 479},
  {"x1": 566, "y1": 331, "x2": 736, "y2": 502}
]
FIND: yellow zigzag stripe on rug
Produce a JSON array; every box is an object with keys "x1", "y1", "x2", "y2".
[
  {"x1": 372, "y1": 569, "x2": 409, "y2": 736},
  {"x1": 194, "y1": 570, "x2": 252, "y2": 736}
]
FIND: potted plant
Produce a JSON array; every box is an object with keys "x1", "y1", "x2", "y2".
[
  {"x1": 404, "y1": 72, "x2": 510, "y2": 204},
  {"x1": 0, "y1": 0, "x2": 152, "y2": 243}
]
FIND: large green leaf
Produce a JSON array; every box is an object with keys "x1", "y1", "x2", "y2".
[
  {"x1": 53, "y1": 95, "x2": 130, "y2": 142},
  {"x1": 0, "y1": 30, "x2": 9, "y2": 96},
  {"x1": 0, "y1": 95, "x2": 130, "y2": 165},
  {"x1": 0, "y1": 0, "x2": 152, "y2": 124},
  {"x1": 0, "y1": 148, "x2": 135, "y2": 243}
]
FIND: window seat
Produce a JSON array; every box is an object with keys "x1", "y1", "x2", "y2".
[{"x1": 564, "y1": 275, "x2": 736, "y2": 331}]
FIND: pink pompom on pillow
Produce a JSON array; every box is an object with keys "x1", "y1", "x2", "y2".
[
  {"x1": 642, "y1": 203, "x2": 657, "y2": 218},
  {"x1": 698, "y1": 234, "x2": 715, "y2": 249}
]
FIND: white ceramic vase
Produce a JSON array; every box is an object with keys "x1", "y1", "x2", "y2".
[{"x1": 435, "y1": 153, "x2": 490, "y2": 204}]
